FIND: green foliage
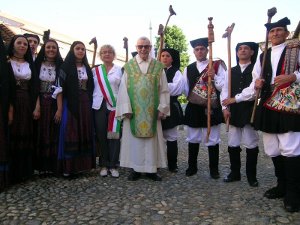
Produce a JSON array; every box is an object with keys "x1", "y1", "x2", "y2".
[
  {"x1": 155, "y1": 25, "x2": 189, "y2": 72},
  {"x1": 178, "y1": 94, "x2": 188, "y2": 104}
]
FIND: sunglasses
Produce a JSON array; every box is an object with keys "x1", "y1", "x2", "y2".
[{"x1": 136, "y1": 45, "x2": 151, "y2": 50}]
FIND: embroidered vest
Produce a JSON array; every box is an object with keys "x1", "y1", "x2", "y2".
[{"x1": 124, "y1": 59, "x2": 163, "y2": 137}]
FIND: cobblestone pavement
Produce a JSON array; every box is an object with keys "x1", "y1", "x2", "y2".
[{"x1": 0, "y1": 125, "x2": 299, "y2": 225}]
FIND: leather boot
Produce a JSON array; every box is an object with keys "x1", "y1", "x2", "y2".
[
  {"x1": 246, "y1": 147, "x2": 259, "y2": 187},
  {"x1": 264, "y1": 155, "x2": 286, "y2": 199},
  {"x1": 208, "y1": 144, "x2": 220, "y2": 179},
  {"x1": 283, "y1": 156, "x2": 300, "y2": 213},
  {"x1": 224, "y1": 146, "x2": 241, "y2": 182},
  {"x1": 167, "y1": 141, "x2": 178, "y2": 172},
  {"x1": 185, "y1": 143, "x2": 199, "y2": 176}
]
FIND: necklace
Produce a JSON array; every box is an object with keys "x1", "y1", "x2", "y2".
[{"x1": 12, "y1": 55, "x2": 25, "y2": 62}]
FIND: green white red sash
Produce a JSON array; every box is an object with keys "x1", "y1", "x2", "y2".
[{"x1": 95, "y1": 65, "x2": 121, "y2": 139}]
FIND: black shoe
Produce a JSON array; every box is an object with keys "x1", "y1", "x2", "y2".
[
  {"x1": 185, "y1": 168, "x2": 197, "y2": 176},
  {"x1": 169, "y1": 168, "x2": 178, "y2": 173},
  {"x1": 146, "y1": 173, "x2": 162, "y2": 181},
  {"x1": 223, "y1": 172, "x2": 241, "y2": 183},
  {"x1": 264, "y1": 186, "x2": 285, "y2": 199},
  {"x1": 128, "y1": 171, "x2": 141, "y2": 181},
  {"x1": 210, "y1": 170, "x2": 220, "y2": 179},
  {"x1": 169, "y1": 167, "x2": 178, "y2": 173},
  {"x1": 248, "y1": 179, "x2": 259, "y2": 187},
  {"x1": 284, "y1": 200, "x2": 300, "y2": 213}
]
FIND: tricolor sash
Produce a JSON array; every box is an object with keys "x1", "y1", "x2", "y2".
[
  {"x1": 124, "y1": 58, "x2": 163, "y2": 137},
  {"x1": 95, "y1": 65, "x2": 121, "y2": 139}
]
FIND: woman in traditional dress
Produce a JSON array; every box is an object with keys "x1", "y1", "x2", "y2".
[
  {"x1": 58, "y1": 41, "x2": 95, "y2": 177},
  {"x1": 160, "y1": 48, "x2": 184, "y2": 172},
  {"x1": 0, "y1": 33, "x2": 14, "y2": 190},
  {"x1": 35, "y1": 39, "x2": 63, "y2": 176},
  {"x1": 92, "y1": 45, "x2": 122, "y2": 178},
  {"x1": 7, "y1": 34, "x2": 39, "y2": 183}
]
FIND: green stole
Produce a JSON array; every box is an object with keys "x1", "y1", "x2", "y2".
[{"x1": 124, "y1": 58, "x2": 163, "y2": 137}]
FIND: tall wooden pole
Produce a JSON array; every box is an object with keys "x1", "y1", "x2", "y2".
[
  {"x1": 206, "y1": 17, "x2": 214, "y2": 142},
  {"x1": 222, "y1": 23, "x2": 235, "y2": 131},
  {"x1": 250, "y1": 7, "x2": 277, "y2": 123}
]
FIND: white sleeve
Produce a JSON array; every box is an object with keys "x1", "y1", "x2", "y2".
[
  {"x1": 168, "y1": 70, "x2": 184, "y2": 96},
  {"x1": 182, "y1": 67, "x2": 189, "y2": 96},
  {"x1": 214, "y1": 63, "x2": 226, "y2": 92},
  {"x1": 235, "y1": 59, "x2": 260, "y2": 103}
]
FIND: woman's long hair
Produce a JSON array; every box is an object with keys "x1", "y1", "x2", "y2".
[
  {"x1": 59, "y1": 41, "x2": 94, "y2": 117},
  {"x1": 7, "y1": 34, "x2": 39, "y2": 109}
]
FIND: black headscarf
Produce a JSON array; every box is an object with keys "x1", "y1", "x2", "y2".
[
  {"x1": 161, "y1": 48, "x2": 180, "y2": 70},
  {"x1": 35, "y1": 39, "x2": 63, "y2": 83},
  {"x1": 7, "y1": 34, "x2": 39, "y2": 110},
  {"x1": 0, "y1": 32, "x2": 14, "y2": 125},
  {"x1": 59, "y1": 41, "x2": 94, "y2": 117}
]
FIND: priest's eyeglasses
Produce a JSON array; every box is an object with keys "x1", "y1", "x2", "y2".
[{"x1": 136, "y1": 45, "x2": 151, "y2": 50}]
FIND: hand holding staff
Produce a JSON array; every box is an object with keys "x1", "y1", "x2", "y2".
[
  {"x1": 89, "y1": 37, "x2": 98, "y2": 67},
  {"x1": 206, "y1": 17, "x2": 214, "y2": 142},
  {"x1": 222, "y1": 23, "x2": 235, "y2": 131},
  {"x1": 123, "y1": 37, "x2": 128, "y2": 63},
  {"x1": 250, "y1": 7, "x2": 277, "y2": 123}
]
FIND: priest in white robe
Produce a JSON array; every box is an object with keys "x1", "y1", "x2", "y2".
[{"x1": 116, "y1": 36, "x2": 170, "y2": 181}]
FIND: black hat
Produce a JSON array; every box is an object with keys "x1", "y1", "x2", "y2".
[
  {"x1": 235, "y1": 42, "x2": 259, "y2": 64},
  {"x1": 161, "y1": 48, "x2": 180, "y2": 69},
  {"x1": 24, "y1": 33, "x2": 40, "y2": 44},
  {"x1": 265, "y1": 17, "x2": 290, "y2": 32},
  {"x1": 190, "y1": 38, "x2": 208, "y2": 48},
  {"x1": 131, "y1": 51, "x2": 138, "y2": 57}
]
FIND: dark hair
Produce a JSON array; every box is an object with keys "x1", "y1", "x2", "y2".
[
  {"x1": 7, "y1": 34, "x2": 39, "y2": 110},
  {"x1": 35, "y1": 39, "x2": 63, "y2": 80},
  {"x1": 7, "y1": 34, "x2": 34, "y2": 64},
  {"x1": 23, "y1": 33, "x2": 40, "y2": 44},
  {"x1": 59, "y1": 41, "x2": 94, "y2": 117}
]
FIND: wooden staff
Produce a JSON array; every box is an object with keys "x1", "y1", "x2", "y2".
[
  {"x1": 157, "y1": 5, "x2": 176, "y2": 61},
  {"x1": 89, "y1": 37, "x2": 98, "y2": 67},
  {"x1": 42, "y1": 29, "x2": 50, "y2": 43},
  {"x1": 157, "y1": 24, "x2": 164, "y2": 61},
  {"x1": 250, "y1": 7, "x2": 277, "y2": 123},
  {"x1": 123, "y1": 37, "x2": 128, "y2": 62},
  {"x1": 222, "y1": 23, "x2": 235, "y2": 132},
  {"x1": 206, "y1": 17, "x2": 214, "y2": 142}
]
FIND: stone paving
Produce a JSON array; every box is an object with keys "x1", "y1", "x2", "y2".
[{"x1": 0, "y1": 125, "x2": 299, "y2": 225}]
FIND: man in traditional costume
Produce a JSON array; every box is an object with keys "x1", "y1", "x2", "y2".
[
  {"x1": 116, "y1": 37, "x2": 170, "y2": 181},
  {"x1": 242, "y1": 17, "x2": 300, "y2": 212},
  {"x1": 183, "y1": 38, "x2": 226, "y2": 179},
  {"x1": 221, "y1": 42, "x2": 260, "y2": 187}
]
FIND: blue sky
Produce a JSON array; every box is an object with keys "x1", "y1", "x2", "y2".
[{"x1": 1, "y1": 0, "x2": 299, "y2": 66}]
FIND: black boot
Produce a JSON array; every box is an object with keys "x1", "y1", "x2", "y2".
[
  {"x1": 185, "y1": 143, "x2": 199, "y2": 176},
  {"x1": 264, "y1": 155, "x2": 286, "y2": 199},
  {"x1": 208, "y1": 144, "x2": 220, "y2": 179},
  {"x1": 224, "y1": 147, "x2": 241, "y2": 182},
  {"x1": 246, "y1": 147, "x2": 259, "y2": 187},
  {"x1": 284, "y1": 156, "x2": 300, "y2": 213},
  {"x1": 167, "y1": 141, "x2": 178, "y2": 172}
]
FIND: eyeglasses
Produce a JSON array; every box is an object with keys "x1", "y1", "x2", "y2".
[{"x1": 136, "y1": 45, "x2": 151, "y2": 50}]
